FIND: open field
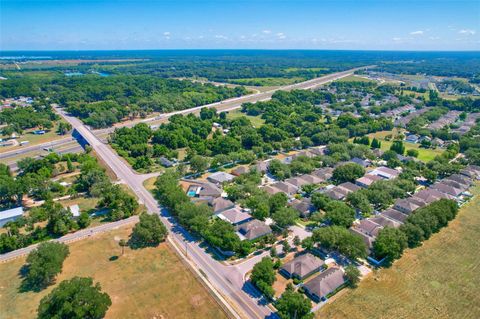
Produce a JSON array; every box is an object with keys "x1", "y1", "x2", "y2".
[
  {"x1": 336, "y1": 75, "x2": 375, "y2": 83},
  {"x1": 0, "y1": 121, "x2": 70, "y2": 154},
  {"x1": 227, "y1": 109, "x2": 265, "y2": 127},
  {"x1": 0, "y1": 225, "x2": 227, "y2": 319},
  {"x1": 317, "y1": 184, "x2": 480, "y2": 319},
  {"x1": 365, "y1": 129, "x2": 443, "y2": 162},
  {"x1": 228, "y1": 77, "x2": 305, "y2": 86}
]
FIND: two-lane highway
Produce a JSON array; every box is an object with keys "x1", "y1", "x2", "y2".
[
  {"x1": 1, "y1": 68, "x2": 368, "y2": 318},
  {"x1": 53, "y1": 105, "x2": 274, "y2": 318}
]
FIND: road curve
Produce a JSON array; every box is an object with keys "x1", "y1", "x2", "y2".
[{"x1": 0, "y1": 68, "x2": 368, "y2": 318}]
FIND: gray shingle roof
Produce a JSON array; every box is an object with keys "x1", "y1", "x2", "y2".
[
  {"x1": 236, "y1": 219, "x2": 272, "y2": 240},
  {"x1": 280, "y1": 253, "x2": 325, "y2": 279},
  {"x1": 304, "y1": 267, "x2": 345, "y2": 300}
]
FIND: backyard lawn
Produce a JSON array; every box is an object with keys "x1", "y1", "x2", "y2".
[
  {"x1": 366, "y1": 129, "x2": 444, "y2": 162},
  {"x1": 227, "y1": 109, "x2": 265, "y2": 127},
  {"x1": 317, "y1": 184, "x2": 480, "y2": 319},
  {"x1": 0, "y1": 226, "x2": 227, "y2": 319}
]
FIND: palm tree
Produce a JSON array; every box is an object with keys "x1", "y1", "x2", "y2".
[{"x1": 119, "y1": 239, "x2": 127, "y2": 256}]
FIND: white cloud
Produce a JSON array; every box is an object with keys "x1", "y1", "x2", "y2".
[
  {"x1": 262, "y1": 30, "x2": 271, "y2": 34},
  {"x1": 215, "y1": 34, "x2": 228, "y2": 40},
  {"x1": 276, "y1": 32, "x2": 286, "y2": 39},
  {"x1": 392, "y1": 37, "x2": 403, "y2": 41},
  {"x1": 163, "y1": 31, "x2": 171, "y2": 36},
  {"x1": 410, "y1": 30, "x2": 424, "y2": 36},
  {"x1": 429, "y1": 36, "x2": 440, "y2": 40},
  {"x1": 459, "y1": 29, "x2": 476, "y2": 35}
]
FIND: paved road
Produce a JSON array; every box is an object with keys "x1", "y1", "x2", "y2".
[
  {"x1": 53, "y1": 105, "x2": 274, "y2": 319},
  {"x1": 0, "y1": 67, "x2": 367, "y2": 163},
  {"x1": 1, "y1": 69, "x2": 364, "y2": 318},
  {"x1": 0, "y1": 136, "x2": 74, "y2": 160}
]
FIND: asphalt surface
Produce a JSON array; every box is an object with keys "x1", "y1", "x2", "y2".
[
  {"x1": 0, "y1": 67, "x2": 366, "y2": 164},
  {"x1": 0, "y1": 69, "x2": 364, "y2": 318},
  {"x1": 53, "y1": 105, "x2": 275, "y2": 319}
]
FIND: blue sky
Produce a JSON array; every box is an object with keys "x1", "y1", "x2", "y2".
[{"x1": 1, "y1": 0, "x2": 479, "y2": 50}]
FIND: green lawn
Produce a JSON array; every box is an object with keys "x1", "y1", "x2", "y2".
[
  {"x1": 0, "y1": 226, "x2": 227, "y2": 319},
  {"x1": 0, "y1": 121, "x2": 70, "y2": 153},
  {"x1": 317, "y1": 184, "x2": 480, "y2": 319},
  {"x1": 336, "y1": 75, "x2": 375, "y2": 83},
  {"x1": 227, "y1": 109, "x2": 265, "y2": 127},
  {"x1": 228, "y1": 77, "x2": 305, "y2": 86},
  {"x1": 365, "y1": 129, "x2": 443, "y2": 162}
]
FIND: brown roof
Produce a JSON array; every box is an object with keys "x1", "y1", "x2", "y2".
[
  {"x1": 413, "y1": 188, "x2": 452, "y2": 204},
  {"x1": 231, "y1": 166, "x2": 249, "y2": 176},
  {"x1": 324, "y1": 188, "x2": 348, "y2": 201},
  {"x1": 432, "y1": 182, "x2": 462, "y2": 197},
  {"x1": 263, "y1": 185, "x2": 282, "y2": 195},
  {"x1": 304, "y1": 267, "x2": 345, "y2": 300},
  {"x1": 354, "y1": 219, "x2": 383, "y2": 237},
  {"x1": 236, "y1": 219, "x2": 272, "y2": 240},
  {"x1": 312, "y1": 168, "x2": 334, "y2": 181},
  {"x1": 447, "y1": 174, "x2": 472, "y2": 186},
  {"x1": 281, "y1": 253, "x2": 325, "y2": 279},
  {"x1": 370, "y1": 215, "x2": 401, "y2": 228},
  {"x1": 355, "y1": 174, "x2": 382, "y2": 187},
  {"x1": 285, "y1": 177, "x2": 310, "y2": 188},
  {"x1": 441, "y1": 179, "x2": 469, "y2": 191},
  {"x1": 350, "y1": 228, "x2": 376, "y2": 250},
  {"x1": 217, "y1": 208, "x2": 252, "y2": 225},
  {"x1": 338, "y1": 182, "x2": 361, "y2": 193},
  {"x1": 394, "y1": 198, "x2": 426, "y2": 214},
  {"x1": 272, "y1": 182, "x2": 298, "y2": 195},
  {"x1": 299, "y1": 174, "x2": 323, "y2": 184},
  {"x1": 251, "y1": 161, "x2": 270, "y2": 173},
  {"x1": 211, "y1": 197, "x2": 235, "y2": 213},
  {"x1": 288, "y1": 198, "x2": 314, "y2": 217},
  {"x1": 380, "y1": 208, "x2": 408, "y2": 223}
]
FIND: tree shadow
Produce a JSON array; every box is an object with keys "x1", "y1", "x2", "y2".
[{"x1": 18, "y1": 265, "x2": 46, "y2": 293}]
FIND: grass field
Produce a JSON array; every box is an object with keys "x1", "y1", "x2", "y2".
[
  {"x1": 365, "y1": 129, "x2": 443, "y2": 162},
  {"x1": 336, "y1": 75, "x2": 375, "y2": 83},
  {"x1": 0, "y1": 225, "x2": 226, "y2": 319},
  {"x1": 228, "y1": 77, "x2": 304, "y2": 86},
  {"x1": 0, "y1": 121, "x2": 70, "y2": 154},
  {"x1": 227, "y1": 109, "x2": 265, "y2": 127},
  {"x1": 317, "y1": 184, "x2": 480, "y2": 319}
]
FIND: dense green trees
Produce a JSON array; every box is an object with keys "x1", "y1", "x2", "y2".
[
  {"x1": 332, "y1": 163, "x2": 365, "y2": 184},
  {"x1": 99, "y1": 185, "x2": 139, "y2": 221},
  {"x1": 21, "y1": 242, "x2": 69, "y2": 291},
  {"x1": 312, "y1": 226, "x2": 367, "y2": 260},
  {"x1": 271, "y1": 207, "x2": 299, "y2": 228},
  {"x1": 275, "y1": 284, "x2": 313, "y2": 319},
  {"x1": 0, "y1": 103, "x2": 58, "y2": 133},
  {"x1": 323, "y1": 201, "x2": 356, "y2": 228},
  {"x1": 390, "y1": 140, "x2": 405, "y2": 155},
  {"x1": 0, "y1": 75, "x2": 247, "y2": 129},
  {"x1": 129, "y1": 213, "x2": 168, "y2": 248},
  {"x1": 373, "y1": 227, "x2": 408, "y2": 264},
  {"x1": 400, "y1": 199, "x2": 458, "y2": 248},
  {"x1": 37, "y1": 277, "x2": 111, "y2": 319},
  {"x1": 344, "y1": 265, "x2": 361, "y2": 288},
  {"x1": 0, "y1": 154, "x2": 137, "y2": 254},
  {"x1": 154, "y1": 172, "x2": 247, "y2": 255},
  {"x1": 250, "y1": 257, "x2": 276, "y2": 299}
]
